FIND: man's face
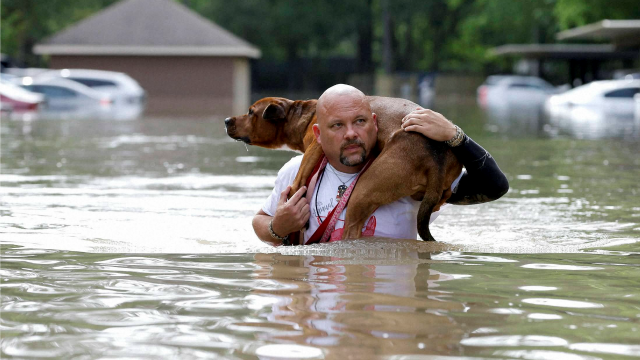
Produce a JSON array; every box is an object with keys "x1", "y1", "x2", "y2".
[{"x1": 313, "y1": 95, "x2": 378, "y2": 173}]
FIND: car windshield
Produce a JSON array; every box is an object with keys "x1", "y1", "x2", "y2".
[
  {"x1": 26, "y1": 85, "x2": 78, "y2": 98},
  {"x1": 69, "y1": 77, "x2": 117, "y2": 88}
]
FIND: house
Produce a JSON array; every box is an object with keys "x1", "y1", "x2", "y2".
[{"x1": 33, "y1": 0, "x2": 261, "y2": 115}]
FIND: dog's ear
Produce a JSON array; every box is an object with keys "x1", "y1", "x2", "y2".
[{"x1": 262, "y1": 103, "x2": 287, "y2": 120}]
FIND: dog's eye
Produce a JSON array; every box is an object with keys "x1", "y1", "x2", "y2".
[{"x1": 248, "y1": 109, "x2": 253, "y2": 115}]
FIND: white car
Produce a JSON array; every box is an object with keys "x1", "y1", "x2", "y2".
[
  {"x1": 545, "y1": 79, "x2": 640, "y2": 119},
  {"x1": 17, "y1": 76, "x2": 113, "y2": 110},
  {"x1": 35, "y1": 69, "x2": 145, "y2": 105},
  {"x1": 545, "y1": 79, "x2": 640, "y2": 139},
  {"x1": 634, "y1": 94, "x2": 640, "y2": 126},
  {"x1": 477, "y1": 75, "x2": 564, "y2": 109}
]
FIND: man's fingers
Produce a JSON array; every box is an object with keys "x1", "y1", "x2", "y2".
[
  {"x1": 403, "y1": 125, "x2": 422, "y2": 132},
  {"x1": 278, "y1": 186, "x2": 291, "y2": 205},
  {"x1": 402, "y1": 118, "x2": 427, "y2": 128},
  {"x1": 293, "y1": 196, "x2": 308, "y2": 212},
  {"x1": 289, "y1": 186, "x2": 307, "y2": 204}
]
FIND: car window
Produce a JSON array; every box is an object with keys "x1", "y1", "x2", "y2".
[
  {"x1": 35, "y1": 85, "x2": 78, "y2": 98},
  {"x1": 69, "y1": 78, "x2": 117, "y2": 88},
  {"x1": 604, "y1": 87, "x2": 640, "y2": 98},
  {"x1": 508, "y1": 83, "x2": 542, "y2": 89}
]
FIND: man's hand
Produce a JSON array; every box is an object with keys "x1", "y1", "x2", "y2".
[
  {"x1": 271, "y1": 185, "x2": 310, "y2": 237},
  {"x1": 401, "y1": 107, "x2": 457, "y2": 142}
]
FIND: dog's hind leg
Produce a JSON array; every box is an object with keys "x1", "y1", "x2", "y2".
[{"x1": 416, "y1": 169, "x2": 445, "y2": 241}]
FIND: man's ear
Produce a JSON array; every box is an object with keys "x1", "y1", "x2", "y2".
[
  {"x1": 262, "y1": 103, "x2": 287, "y2": 120},
  {"x1": 372, "y1": 113, "x2": 378, "y2": 131},
  {"x1": 312, "y1": 124, "x2": 321, "y2": 145}
]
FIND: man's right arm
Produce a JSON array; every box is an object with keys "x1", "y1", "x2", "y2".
[
  {"x1": 253, "y1": 185, "x2": 310, "y2": 246},
  {"x1": 253, "y1": 209, "x2": 283, "y2": 246}
]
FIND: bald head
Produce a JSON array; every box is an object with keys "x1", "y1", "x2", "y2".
[
  {"x1": 312, "y1": 84, "x2": 378, "y2": 173},
  {"x1": 317, "y1": 84, "x2": 371, "y2": 125}
]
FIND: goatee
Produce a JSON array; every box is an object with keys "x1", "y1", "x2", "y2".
[{"x1": 339, "y1": 140, "x2": 367, "y2": 167}]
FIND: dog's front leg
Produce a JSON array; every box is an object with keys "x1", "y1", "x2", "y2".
[{"x1": 289, "y1": 140, "x2": 324, "y2": 198}]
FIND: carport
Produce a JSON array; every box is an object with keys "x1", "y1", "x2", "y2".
[{"x1": 491, "y1": 20, "x2": 640, "y2": 86}]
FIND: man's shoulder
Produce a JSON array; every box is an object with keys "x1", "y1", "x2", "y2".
[{"x1": 277, "y1": 155, "x2": 303, "y2": 177}]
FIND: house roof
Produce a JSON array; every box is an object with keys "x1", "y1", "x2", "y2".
[
  {"x1": 491, "y1": 44, "x2": 639, "y2": 60},
  {"x1": 33, "y1": 0, "x2": 261, "y2": 58},
  {"x1": 556, "y1": 20, "x2": 640, "y2": 48}
]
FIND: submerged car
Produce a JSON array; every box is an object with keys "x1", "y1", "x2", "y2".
[
  {"x1": 35, "y1": 69, "x2": 145, "y2": 105},
  {"x1": 477, "y1": 75, "x2": 564, "y2": 109},
  {"x1": 0, "y1": 79, "x2": 45, "y2": 112},
  {"x1": 17, "y1": 76, "x2": 113, "y2": 110},
  {"x1": 633, "y1": 94, "x2": 640, "y2": 126},
  {"x1": 545, "y1": 79, "x2": 640, "y2": 119},
  {"x1": 545, "y1": 79, "x2": 640, "y2": 139}
]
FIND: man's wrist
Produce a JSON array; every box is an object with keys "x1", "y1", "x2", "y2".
[
  {"x1": 445, "y1": 125, "x2": 465, "y2": 147},
  {"x1": 268, "y1": 218, "x2": 289, "y2": 244}
]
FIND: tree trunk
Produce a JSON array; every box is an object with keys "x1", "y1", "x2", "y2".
[
  {"x1": 381, "y1": 0, "x2": 393, "y2": 74},
  {"x1": 356, "y1": 0, "x2": 373, "y2": 73}
]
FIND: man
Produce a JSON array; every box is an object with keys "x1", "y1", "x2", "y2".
[{"x1": 253, "y1": 84, "x2": 508, "y2": 245}]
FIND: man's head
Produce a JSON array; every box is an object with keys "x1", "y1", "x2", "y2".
[{"x1": 313, "y1": 84, "x2": 378, "y2": 173}]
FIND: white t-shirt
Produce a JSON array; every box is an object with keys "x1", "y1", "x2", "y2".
[{"x1": 262, "y1": 155, "x2": 463, "y2": 244}]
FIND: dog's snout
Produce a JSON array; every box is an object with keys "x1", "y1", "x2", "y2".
[{"x1": 224, "y1": 117, "x2": 233, "y2": 126}]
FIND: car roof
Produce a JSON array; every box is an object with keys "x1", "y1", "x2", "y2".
[
  {"x1": 570, "y1": 79, "x2": 640, "y2": 94},
  {"x1": 485, "y1": 75, "x2": 552, "y2": 87},
  {"x1": 22, "y1": 76, "x2": 111, "y2": 98},
  {"x1": 38, "y1": 69, "x2": 130, "y2": 81}
]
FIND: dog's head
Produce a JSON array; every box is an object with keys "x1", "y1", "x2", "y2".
[{"x1": 224, "y1": 97, "x2": 293, "y2": 148}]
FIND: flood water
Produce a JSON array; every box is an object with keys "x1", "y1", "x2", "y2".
[{"x1": 1, "y1": 100, "x2": 639, "y2": 359}]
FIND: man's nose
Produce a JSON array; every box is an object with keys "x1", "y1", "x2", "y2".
[
  {"x1": 344, "y1": 124, "x2": 358, "y2": 139},
  {"x1": 224, "y1": 117, "x2": 233, "y2": 126}
]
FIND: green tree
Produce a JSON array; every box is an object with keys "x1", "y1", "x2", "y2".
[
  {"x1": 554, "y1": 0, "x2": 640, "y2": 30},
  {"x1": 1, "y1": 0, "x2": 117, "y2": 66}
]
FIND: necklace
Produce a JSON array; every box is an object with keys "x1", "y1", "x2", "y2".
[{"x1": 328, "y1": 165, "x2": 359, "y2": 200}]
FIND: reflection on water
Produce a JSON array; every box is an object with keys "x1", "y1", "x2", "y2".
[
  {"x1": 1, "y1": 97, "x2": 639, "y2": 358},
  {"x1": 2, "y1": 246, "x2": 639, "y2": 359}
]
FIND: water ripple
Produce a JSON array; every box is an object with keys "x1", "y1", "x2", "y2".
[{"x1": 521, "y1": 298, "x2": 604, "y2": 309}]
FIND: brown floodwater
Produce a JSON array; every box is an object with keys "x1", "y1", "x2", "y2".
[{"x1": 1, "y1": 100, "x2": 639, "y2": 359}]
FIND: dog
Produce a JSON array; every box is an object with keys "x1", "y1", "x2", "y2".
[{"x1": 225, "y1": 96, "x2": 462, "y2": 242}]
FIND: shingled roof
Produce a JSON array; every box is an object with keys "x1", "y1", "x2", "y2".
[{"x1": 33, "y1": 0, "x2": 261, "y2": 58}]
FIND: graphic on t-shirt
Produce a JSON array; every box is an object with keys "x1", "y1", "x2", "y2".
[{"x1": 315, "y1": 214, "x2": 377, "y2": 241}]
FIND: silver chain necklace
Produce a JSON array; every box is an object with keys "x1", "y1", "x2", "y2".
[{"x1": 328, "y1": 165, "x2": 359, "y2": 200}]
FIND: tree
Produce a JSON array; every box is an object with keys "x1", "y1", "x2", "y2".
[
  {"x1": 1, "y1": 0, "x2": 117, "y2": 67},
  {"x1": 554, "y1": 0, "x2": 640, "y2": 30}
]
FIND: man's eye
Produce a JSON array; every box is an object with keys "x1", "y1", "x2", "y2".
[
  {"x1": 356, "y1": 118, "x2": 365, "y2": 123},
  {"x1": 332, "y1": 123, "x2": 342, "y2": 129}
]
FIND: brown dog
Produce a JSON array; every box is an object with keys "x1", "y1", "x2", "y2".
[{"x1": 225, "y1": 96, "x2": 462, "y2": 242}]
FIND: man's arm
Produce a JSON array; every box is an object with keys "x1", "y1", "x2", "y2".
[
  {"x1": 253, "y1": 186, "x2": 310, "y2": 246},
  {"x1": 447, "y1": 135, "x2": 509, "y2": 204},
  {"x1": 401, "y1": 108, "x2": 509, "y2": 205}
]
